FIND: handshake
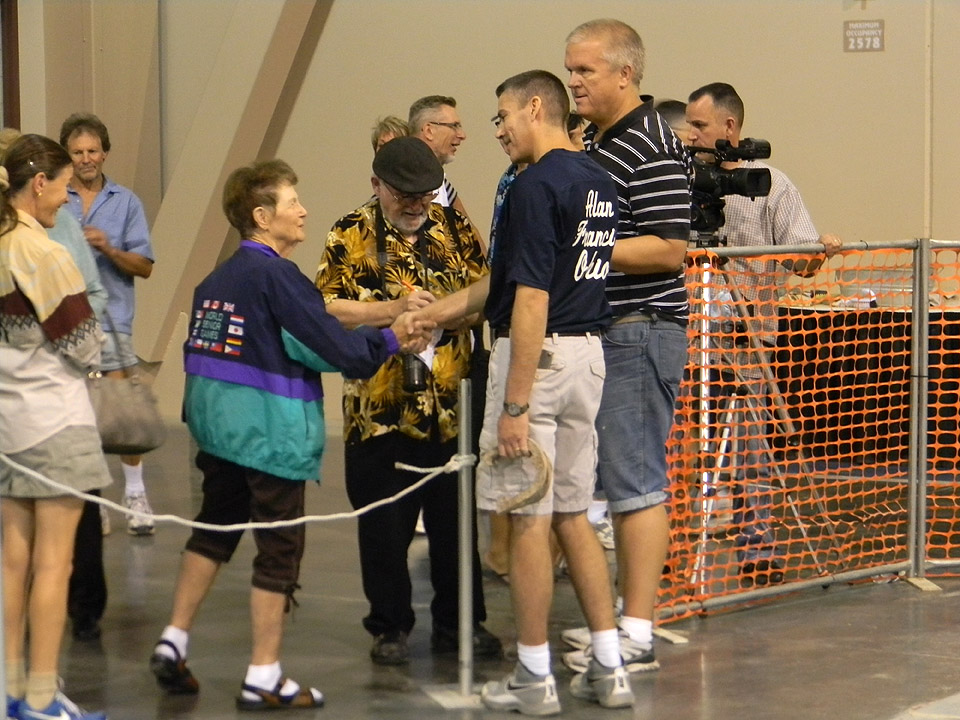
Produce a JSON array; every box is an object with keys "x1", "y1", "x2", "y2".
[
  {"x1": 387, "y1": 282, "x2": 488, "y2": 354},
  {"x1": 389, "y1": 310, "x2": 434, "y2": 354}
]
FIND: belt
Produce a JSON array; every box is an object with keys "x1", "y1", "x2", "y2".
[
  {"x1": 612, "y1": 311, "x2": 688, "y2": 328},
  {"x1": 492, "y1": 328, "x2": 597, "y2": 340},
  {"x1": 612, "y1": 312, "x2": 655, "y2": 325}
]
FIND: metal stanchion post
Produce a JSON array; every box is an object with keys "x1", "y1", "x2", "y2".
[
  {"x1": 907, "y1": 238, "x2": 931, "y2": 579},
  {"x1": 419, "y1": 379, "x2": 484, "y2": 709},
  {"x1": 457, "y1": 378, "x2": 474, "y2": 697}
]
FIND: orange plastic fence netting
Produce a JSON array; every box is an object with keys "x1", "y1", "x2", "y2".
[{"x1": 656, "y1": 246, "x2": 960, "y2": 622}]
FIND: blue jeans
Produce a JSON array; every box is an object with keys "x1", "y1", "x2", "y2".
[
  {"x1": 596, "y1": 315, "x2": 687, "y2": 514},
  {"x1": 729, "y1": 378, "x2": 778, "y2": 562}
]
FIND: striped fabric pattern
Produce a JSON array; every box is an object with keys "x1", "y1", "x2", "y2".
[
  {"x1": 442, "y1": 176, "x2": 458, "y2": 205},
  {"x1": 584, "y1": 104, "x2": 694, "y2": 322}
]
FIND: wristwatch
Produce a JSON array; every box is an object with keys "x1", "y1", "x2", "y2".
[{"x1": 503, "y1": 402, "x2": 529, "y2": 417}]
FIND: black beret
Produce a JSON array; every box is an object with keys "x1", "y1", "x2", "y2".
[{"x1": 372, "y1": 137, "x2": 444, "y2": 194}]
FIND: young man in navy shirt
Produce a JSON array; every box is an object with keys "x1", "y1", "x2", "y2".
[{"x1": 421, "y1": 69, "x2": 633, "y2": 715}]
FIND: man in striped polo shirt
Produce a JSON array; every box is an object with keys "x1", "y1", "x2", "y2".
[{"x1": 560, "y1": 18, "x2": 694, "y2": 675}]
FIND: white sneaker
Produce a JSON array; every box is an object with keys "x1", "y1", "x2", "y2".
[
  {"x1": 560, "y1": 624, "x2": 592, "y2": 650},
  {"x1": 481, "y1": 663, "x2": 560, "y2": 716},
  {"x1": 592, "y1": 515, "x2": 615, "y2": 550},
  {"x1": 124, "y1": 493, "x2": 155, "y2": 536},
  {"x1": 563, "y1": 629, "x2": 659, "y2": 674},
  {"x1": 570, "y1": 659, "x2": 635, "y2": 708}
]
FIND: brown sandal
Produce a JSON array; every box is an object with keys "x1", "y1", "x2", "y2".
[{"x1": 236, "y1": 678, "x2": 324, "y2": 711}]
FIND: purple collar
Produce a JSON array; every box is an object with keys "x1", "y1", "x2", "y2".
[{"x1": 240, "y1": 239, "x2": 280, "y2": 257}]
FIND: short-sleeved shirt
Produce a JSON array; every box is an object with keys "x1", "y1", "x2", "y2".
[
  {"x1": 484, "y1": 149, "x2": 616, "y2": 334},
  {"x1": 583, "y1": 103, "x2": 693, "y2": 322},
  {"x1": 65, "y1": 176, "x2": 154, "y2": 333},
  {"x1": 317, "y1": 200, "x2": 487, "y2": 445},
  {"x1": 488, "y1": 163, "x2": 520, "y2": 262}
]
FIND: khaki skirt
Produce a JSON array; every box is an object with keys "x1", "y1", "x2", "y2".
[{"x1": 0, "y1": 424, "x2": 112, "y2": 499}]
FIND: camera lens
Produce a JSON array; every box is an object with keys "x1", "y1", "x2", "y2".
[{"x1": 402, "y1": 353, "x2": 427, "y2": 392}]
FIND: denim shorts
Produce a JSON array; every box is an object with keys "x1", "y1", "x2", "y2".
[
  {"x1": 596, "y1": 315, "x2": 688, "y2": 513},
  {"x1": 100, "y1": 331, "x2": 138, "y2": 372}
]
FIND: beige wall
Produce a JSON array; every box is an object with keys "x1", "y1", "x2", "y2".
[
  {"x1": 156, "y1": 0, "x2": 950, "y2": 278},
  {"x1": 932, "y1": 1, "x2": 960, "y2": 240},
  {"x1": 20, "y1": 0, "x2": 960, "y2": 419},
  {"x1": 22, "y1": 0, "x2": 163, "y2": 221}
]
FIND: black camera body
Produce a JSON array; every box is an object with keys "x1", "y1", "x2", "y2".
[
  {"x1": 401, "y1": 353, "x2": 428, "y2": 392},
  {"x1": 688, "y1": 138, "x2": 773, "y2": 237}
]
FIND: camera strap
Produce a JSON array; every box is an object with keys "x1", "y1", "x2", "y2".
[{"x1": 375, "y1": 202, "x2": 430, "y2": 295}]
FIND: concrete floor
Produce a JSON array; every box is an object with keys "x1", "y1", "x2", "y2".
[{"x1": 53, "y1": 424, "x2": 960, "y2": 720}]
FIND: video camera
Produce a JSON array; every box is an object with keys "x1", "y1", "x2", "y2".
[{"x1": 688, "y1": 138, "x2": 772, "y2": 240}]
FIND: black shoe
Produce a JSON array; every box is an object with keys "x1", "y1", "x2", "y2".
[
  {"x1": 739, "y1": 558, "x2": 785, "y2": 589},
  {"x1": 72, "y1": 616, "x2": 102, "y2": 641},
  {"x1": 370, "y1": 630, "x2": 409, "y2": 666},
  {"x1": 431, "y1": 624, "x2": 503, "y2": 659}
]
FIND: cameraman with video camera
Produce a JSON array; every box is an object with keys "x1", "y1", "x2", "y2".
[{"x1": 685, "y1": 82, "x2": 842, "y2": 587}]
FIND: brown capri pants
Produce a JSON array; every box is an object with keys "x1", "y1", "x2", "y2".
[{"x1": 185, "y1": 451, "x2": 306, "y2": 597}]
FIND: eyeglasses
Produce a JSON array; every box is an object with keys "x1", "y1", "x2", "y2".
[
  {"x1": 385, "y1": 185, "x2": 439, "y2": 205},
  {"x1": 428, "y1": 121, "x2": 463, "y2": 132}
]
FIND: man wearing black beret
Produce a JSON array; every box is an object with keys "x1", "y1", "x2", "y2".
[{"x1": 315, "y1": 137, "x2": 500, "y2": 665}]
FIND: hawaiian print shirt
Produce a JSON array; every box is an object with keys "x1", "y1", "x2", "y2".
[{"x1": 316, "y1": 200, "x2": 487, "y2": 445}]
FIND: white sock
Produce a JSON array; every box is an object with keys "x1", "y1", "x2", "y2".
[
  {"x1": 587, "y1": 500, "x2": 608, "y2": 525},
  {"x1": 157, "y1": 625, "x2": 189, "y2": 660},
  {"x1": 619, "y1": 615, "x2": 653, "y2": 645},
  {"x1": 590, "y1": 629, "x2": 623, "y2": 668},
  {"x1": 517, "y1": 642, "x2": 551, "y2": 677},
  {"x1": 122, "y1": 461, "x2": 146, "y2": 497},
  {"x1": 244, "y1": 662, "x2": 284, "y2": 692}
]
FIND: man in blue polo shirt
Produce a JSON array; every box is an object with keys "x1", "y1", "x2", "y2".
[{"x1": 60, "y1": 112, "x2": 156, "y2": 538}]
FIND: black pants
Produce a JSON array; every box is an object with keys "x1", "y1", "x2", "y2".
[
  {"x1": 345, "y1": 432, "x2": 486, "y2": 637},
  {"x1": 68, "y1": 490, "x2": 107, "y2": 625}
]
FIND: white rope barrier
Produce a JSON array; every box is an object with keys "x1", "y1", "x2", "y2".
[{"x1": 0, "y1": 451, "x2": 476, "y2": 532}]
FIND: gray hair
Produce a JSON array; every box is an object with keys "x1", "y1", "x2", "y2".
[
  {"x1": 408, "y1": 95, "x2": 457, "y2": 134},
  {"x1": 567, "y1": 18, "x2": 645, "y2": 87}
]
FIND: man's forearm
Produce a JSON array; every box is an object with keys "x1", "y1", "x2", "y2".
[
  {"x1": 104, "y1": 248, "x2": 152, "y2": 278},
  {"x1": 421, "y1": 274, "x2": 490, "y2": 326},
  {"x1": 610, "y1": 235, "x2": 687, "y2": 274}
]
